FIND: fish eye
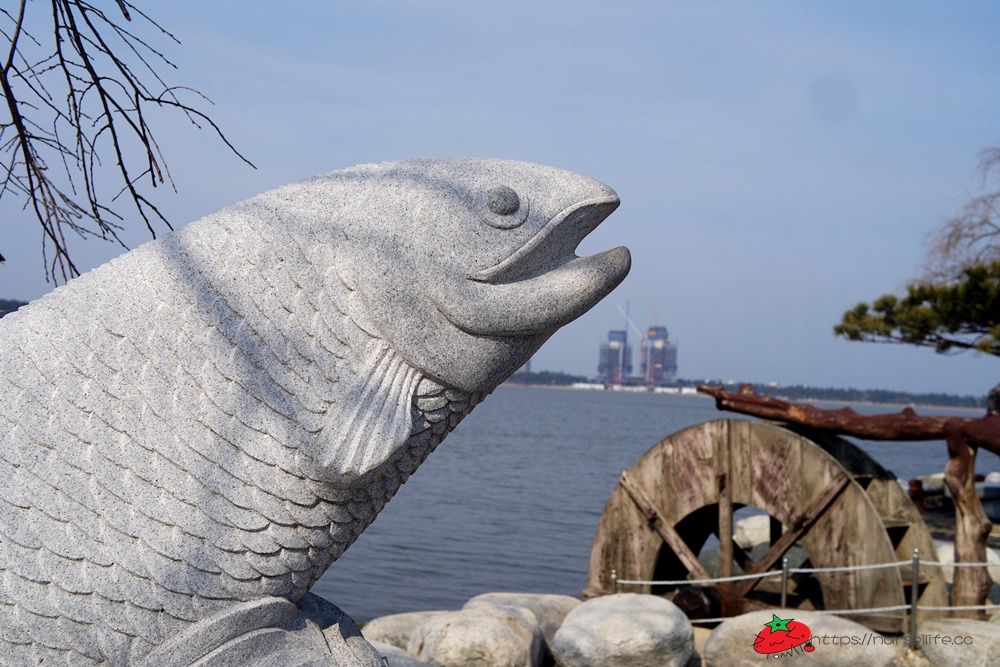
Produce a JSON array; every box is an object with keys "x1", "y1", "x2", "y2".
[
  {"x1": 488, "y1": 186, "x2": 520, "y2": 215},
  {"x1": 480, "y1": 185, "x2": 529, "y2": 229}
]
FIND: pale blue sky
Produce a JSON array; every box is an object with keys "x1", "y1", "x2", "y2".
[{"x1": 2, "y1": 1, "x2": 999, "y2": 396}]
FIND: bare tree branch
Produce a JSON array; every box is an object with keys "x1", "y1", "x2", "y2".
[
  {"x1": 1, "y1": 0, "x2": 254, "y2": 283},
  {"x1": 925, "y1": 146, "x2": 1000, "y2": 281}
]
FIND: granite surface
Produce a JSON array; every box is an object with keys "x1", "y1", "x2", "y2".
[{"x1": 0, "y1": 158, "x2": 630, "y2": 664}]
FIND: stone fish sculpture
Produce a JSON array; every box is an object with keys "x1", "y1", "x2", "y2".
[{"x1": 0, "y1": 158, "x2": 630, "y2": 665}]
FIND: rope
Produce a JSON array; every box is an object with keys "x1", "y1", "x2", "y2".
[
  {"x1": 688, "y1": 616, "x2": 730, "y2": 624},
  {"x1": 616, "y1": 558, "x2": 994, "y2": 588},
  {"x1": 788, "y1": 561, "x2": 911, "y2": 574},
  {"x1": 616, "y1": 571, "x2": 782, "y2": 587},
  {"x1": 612, "y1": 556, "x2": 1000, "y2": 619},
  {"x1": 812, "y1": 605, "x2": 910, "y2": 615},
  {"x1": 916, "y1": 604, "x2": 997, "y2": 612},
  {"x1": 677, "y1": 602, "x2": 999, "y2": 625},
  {"x1": 664, "y1": 603, "x2": 999, "y2": 623}
]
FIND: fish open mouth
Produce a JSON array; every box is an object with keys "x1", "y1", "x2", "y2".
[
  {"x1": 472, "y1": 194, "x2": 626, "y2": 285},
  {"x1": 430, "y1": 193, "x2": 631, "y2": 337}
]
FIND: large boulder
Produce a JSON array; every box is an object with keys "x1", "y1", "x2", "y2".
[
  {"x1": 916, "y1": 618, "x2": 1000, "y2": 667},
  {"x1": 704, "y1": 609, "x2": 896, "y2": 666},
  {"x1": 734, "y1": 514, "x2": 771, "y2": 549},
  {"x1": 363, "y1": 610, "x2": 449, "y2": 650},
  {"x1": 551, "y1": 593, "x2": 694, "y2": 667},
  {"x1": 407, "y1": 605, "x2": 545, "y2": 667},
  {"x1": 464, "y1": 592, "x2": 580, "y2": 648}
]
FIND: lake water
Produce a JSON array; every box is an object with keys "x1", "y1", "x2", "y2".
[{"x1": 312, "y1": 385, "x2": 989, "y2": 622}]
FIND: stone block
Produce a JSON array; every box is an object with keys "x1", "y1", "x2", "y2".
[
  {"x1": 551, "y1": 593, "x2": 694, "y2": 667},
  {"x1": 363, "y1": 610, "x2": 450, "y2": 650},
  {"x1": 704, "y1": 609, "x2": 896, "y2": 666},
  {"x1": 916, "y1": 618, "x2": 1000, "y2": 667},
  {"x1": 464, "y1": 591, "x2": 580, "y2": 647},
  {"x1": 408, "y1": 605, "x2": 545, "y2": 667}
]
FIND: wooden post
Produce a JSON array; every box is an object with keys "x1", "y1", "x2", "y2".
[
  {"x1": 718, "y1": 426, "x2": 733, "y2": 579},
  {"x1": 909, "y1": 549, "x2": 920, "y2": 648},
  {"x1": 780, "y1": 557, "x2": 789, "y2": 608},
  {"x1": 945, "y1": 421, "x2": 993, "y2": 618}
]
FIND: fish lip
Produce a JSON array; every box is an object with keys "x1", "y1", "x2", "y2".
[{"x1": 471, "y1": 194, "x2": 622, "y2": 284}]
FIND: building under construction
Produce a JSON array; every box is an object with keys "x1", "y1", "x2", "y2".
[
  {"x1": 597, "y1": 330, "x2": 632, "y2": 386},
  {"x1": 598, "y1": 325, "x2": 678, "y2": 388}
]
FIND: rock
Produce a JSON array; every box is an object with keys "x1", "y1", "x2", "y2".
[
  {"x1": 734, "y1": 514, "x2": 771, "y2": 549},
  {"x1": 363, "y1": 610, "x2": 449, "y2": 650},
  {"x1": 916, "y1": 618, "x2": 1000, "y2": 666},
  {"x1": 933, "y1": 540, "x2": 1000, "y2": 583},
  {"x1": 551, "y1": 593, "x2": 694, "y2": 667},
  {"x1": 408, "y1": 605, "x2": 545, "y2": 667},
  {"x1": 704, "y1": 609, "x2": 897, "y2": 666},
  {"x1": 464, "y1": 592, "x2": 580, "y2": 647},
  {"x1": 370, "y1": 640, "x2": 436, "y2": 667}
]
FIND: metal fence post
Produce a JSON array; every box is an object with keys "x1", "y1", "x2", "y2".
[
  {"x1": 780, "y1": 557, "x2": 789, "y2": 608},
  {"x1": 909, "y1": 549, "x2": 920, "y2": 650}
]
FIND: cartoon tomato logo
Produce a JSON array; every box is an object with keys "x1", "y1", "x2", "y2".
[{"x1": 753, "y1": 614, "x2": 814, "y2": 654}]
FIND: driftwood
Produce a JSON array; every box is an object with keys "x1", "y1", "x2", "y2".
[
  {"x1": 697, "y1": 384, "x2": 972, "y2": 439},
  {"x1": 698, "y1": 384, "x2": 1000, "y2": 619}
]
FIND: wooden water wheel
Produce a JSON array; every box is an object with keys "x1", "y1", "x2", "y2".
[{"x1": 583, "y1": 419, "x2": 948, "y2": 632}]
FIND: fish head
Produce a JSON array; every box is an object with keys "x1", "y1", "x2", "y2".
[{"x1": 318, "y1": 158, "x2": 631, "y2": 393}]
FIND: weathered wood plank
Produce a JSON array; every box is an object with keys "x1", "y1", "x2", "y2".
[
  {"x1": 718, "y1": 422, "x2": 733, "y2": 579},
  {"x1": 618, "y1": 470, "x2": 713, "y2": 581},
  {"x1": 737, "y1": 471, "x2": 850, "y2": 596}
]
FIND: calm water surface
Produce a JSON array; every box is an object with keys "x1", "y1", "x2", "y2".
[{"x1": 313, "y1": 386, "x2": 990, "y2": 621}]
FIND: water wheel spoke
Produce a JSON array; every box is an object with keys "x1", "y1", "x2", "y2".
[
  {"x1": 618, "y1": 470, "x2": 713, "y2": 581},
  {"x1": 718, "y1": 473, "x2": 734, "y2": 578},
  {"x1": 737, "y1": 472, "x2": 850, "y2": 596},
  {"x1": 732, "y1": 541, "x2": 754, "y2": 570}
]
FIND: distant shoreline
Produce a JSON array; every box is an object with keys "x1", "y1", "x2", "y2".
[{"x1": 500, "y1": 381, "x2": 985, "y2": 414}]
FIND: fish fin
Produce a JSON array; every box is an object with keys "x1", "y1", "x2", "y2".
[
  {"x1": 135, "y1": 597, "x2": 349, "y2": 666},
  {"x1": 317, "y1": 341, "x2": 420, "y2": 482}
]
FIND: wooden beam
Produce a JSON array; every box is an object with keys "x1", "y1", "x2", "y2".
[
  {"x1": 718, "y1": 426, "x2": 733, "y2": 579},
  {"x1": 618, "y1": 470, "x2": 713, "y2": 582},
  {"x1": 697, "y1": 384, "x2": 966, "y2": 441},
  {"x1": 737, "y1": 472, "x2": 850, "y2": 596}
]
